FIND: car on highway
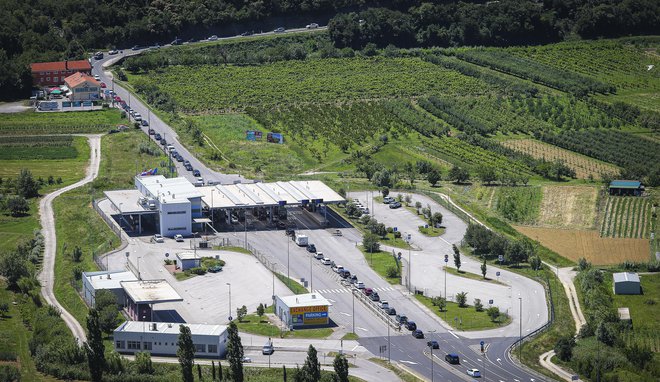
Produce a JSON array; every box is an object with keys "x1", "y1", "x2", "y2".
[
  {"x1": 174, "y1": 234, "x2": 184, "y2": 242},
  {"x1": 332, "y1": 264, "x2": 344, "y2": 273},
  {"x1": 154, "y1": 133, "x2": 162, "y2": 140},
  {"x1": 445, "y1": 353, "x2": 460, "y2": 364},
  {"x1": 108, "y1": 49, "x2": 119, "y2": 55},
  {"x1": 192, "y1": 169, "x2": 201, "y2": 177},
  {"x1": 242, "y1": 357, "x2": 252, "y2": 363},
  {"x1": 412, "y1": 329, "x2": 424, "y2": 339},
  {"x1": 321, "y1": 257, "x2": 332, "y2": 265},
  {"x1": 405, "y1": 321, "x2": 417, "y2": 331},
  {"x1": 306, "y1": 23, "x2": 319, "y2": 29},
  {"x1": 240, "y1": 31, "x2": 254, "y2": 37},
  {"x1": 347, "y1": 275, "x2": 357, "y2": 284},
  {"x1": 94, "y1": 74, "x2": 101, "y2": 81},
  {"x1": 386, "y1": 307, "x2": 396, "y2": 315},
  {"x1": 378, "y1": 301, "x2": 389, "y2": 310},
  {"x1": 187, "y1": 38, "x2": 198, "y2": 43},
  {"x1": 94, "y1": 52, "x2": 104, "y2": 59},
  {"x1": 363, "y1": 287, "x2": 373, "y2": 296},
  {"x1": 141, "y1": 119, "x2": 149, "y2": 126},
  {"x1": 339, "y1": 269, "x2": 351, "y2": 279},
  {"x1": 131, "y1": 45, "x2": 144, "y2": 50},
  {"x1": 307, "y1": 244, "x2": 316, "y2": 253},
  {"x1": 314, "y1": 252, "x2": 324, "y2": 260},
  {"x1": 274, "y1": 27, "x2": 285, "y2": 33},
  {"x1": 153, "y1": 234, "x2": 164, "y2": 243},
  {"x1": 467, "y1": 369, "x2": 481, "y2": 377},
  {"x1": 389, "y1": 201, "x2": 402, "y2": 209},
  {"x1": 160, "y1": 138, "x2": 167, "y2": 146},
  {"x1": 395, "y1": 314, "x2": 408, "y2": 325},
  {"x1": 134, "y1": 113, "x2": 142, "y2": 122},
  {"x1": 183, "y1": 160, "x2": 192, "y2": 170},
  {"x1": 208, "y1": 35, "x2": 218, "y2": 41},
  {"x1": 369, "y1": 292, "x2": 380, "y2": 301},
  {"x1": 176, "y1": 154, "x2": 184, "y2": 162},
  {"x1": 262, "y1": 341, "x2": 274, "y2": 355},
  {"x1": 427, "y1": 340, "x2": 439, "y2": 349},
  {"x1": 100, "y1": 82, "x2": 106, "y2": 88},
  {"x1": 355, "y1": 281, "x2": 365, "y2": 289}
]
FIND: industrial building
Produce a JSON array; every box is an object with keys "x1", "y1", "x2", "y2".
[
  {"x1": 613, "y1": 272, "x2": 641, "y2": 295},
  {"x1": 275, "y1": 293, "x2": 331, "y2": 328},
  {"x1": 121, "y1": 279, "x2": 183, "y2": 321},
  {"x1": 82, "y1": 270, "x2": 138, "y2": 307},
  {"x1": 114, "y1": 321, "x2": 228, "y2": 358},
  {"x1": 103, "y1": 176, "x2": 345, "y2": 237}
]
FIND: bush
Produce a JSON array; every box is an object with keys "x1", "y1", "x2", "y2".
[
  {"x1": 189, "y1": 267, "x2": 206, "y2": 275},
  {"x1": 486, "y1": 306, "x2": 500, "y2": 321},
  {"x1": 474, "y1": 299, "x2": 483, "y2": 312},
  {"x1": 135, "y1": 352, "x2": 154, "y2": 374},
  {"x1": 363, "y1": 233, "x2": 380, "y2": 253},
  {"x1": 0, "y1": 364, "x2": 20, "y2": 382},
  {"x1": 385, "y1": 266, "x2": 399, "y2": 278},
  {"x1": 456, "y1": 291, "x2": 468, "y2": 307}
]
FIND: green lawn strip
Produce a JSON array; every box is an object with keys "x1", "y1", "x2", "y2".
[
  {"x1": 342, "y1": 332, "x2": 359, "y2": 340},
  {"x1": 418, "y1": 226, "x2": 445, "y2": 237},
  {"x1": 174, "y1": 272, "x2": 195, "y2": 281},
  {"x1": 358, "y1": 246, "x2": 401, "y2": 285},
  {"x1": 213, "y1": 245, "x2": 251, "y2": 254},
  {"x1": 275, "y1": 274, "x2": 308, "y2": 295},
  {"x1": 623, "y1": 198, "x2": 632, "y2": 238},
  {"x1": 236, "y1": 312, "x2": 333, "y2": 339},
  {"x1": 369, "y1": 358, "x2": 424, "y2": 382},
  {"x1": 0, "y1": 109, "x2": 123, "y2": 135},
  {"x1": 443, "y1": 266, "x2": 508, "y2": 286},
  {"x1": 414, "y1": 294, "x2": 511, "y2": 331}
]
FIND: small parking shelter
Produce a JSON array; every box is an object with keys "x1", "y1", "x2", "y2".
[
  {"x1": 121, "y1": 279, "x2": 183, "y2": 321},
  {"x1": 275, "y1": 293, "x2": 331, "y2": 328},
  {"x1": 613, "y1": 272, "x2": 641, "y2": 295},
  {"x1": 176, "y1": 252, "x2": 202, "y2": 271}
]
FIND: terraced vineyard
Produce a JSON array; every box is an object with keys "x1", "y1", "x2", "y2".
[
  {"x1": 502, "y1": 139, "x2": 619, "y2": 179},
  {"x1": 600, "y1": 197, "x2": 652, "y2": 238}
]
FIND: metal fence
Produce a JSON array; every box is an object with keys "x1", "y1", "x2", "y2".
[{"x1": 92, "y1": 198, "x2": 122, "y2": 239}]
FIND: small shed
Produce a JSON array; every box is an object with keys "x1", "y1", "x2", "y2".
[
  {"x1": 609, "y1": 180, "x2": 643, "y2": 196},
  {"x1": 618, "y1": 307, "x2": 632, "y2": 328},
  {"x1": 176, "y1": 252, "x2": 202, "y2": 271},
  {"x1": 613, "y1": 272, "x2": 641, "y2": 295}
]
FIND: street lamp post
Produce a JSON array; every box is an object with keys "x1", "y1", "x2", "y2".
[
  {"x1": 429, "y1": 345, "x2": 434, "y2": 382},
  {"x1": 227, "y1": 283, "x2": 232, "y2": 321},
  {"x1": 352, "y1": 290, "x2": 356, "y2": 335},
  {"x1": 408, "y1": 235, "x2": 412, "y2": 294},
  {"x1": 210, "y1": 189, "x2": 215, "y2": 228},
  {"x1": 519, "y1": 297, "x2": 523, "y2": 360},
  {"x1": 287, "y1": 238, "x2": 290, "y2": 289},
  {"x1": 387, "y1": 321, "x2": 391, "y2": 363},
  {"x1": 309, "y1": 253, "x2": 313, "y2": 291},
  {"x1": 444, "y1": 263, "x2": 447, "y2": 321},
  {"x1": 137, "y1": 256, "x2": 142, "y2": 280}
]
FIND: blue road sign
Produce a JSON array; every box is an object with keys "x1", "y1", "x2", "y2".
[
  {"x1": 496, "y1": 271, "x2": 500, "y2": 276},
  {"x1": 393, "y1": 227, "x2": 398, "y2": 232},
  {"x1": 489, "y1": 299, "x2": 493, "y2": 304},
  {"x1": 480, "y1": 340, "x2": 484, "y2": 346}
]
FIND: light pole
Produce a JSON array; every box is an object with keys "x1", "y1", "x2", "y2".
[
  {"x1": 287, "y1": 238, "x2": 290, "y2": 289},
  {"x1": 444, "y1": 262, "x2": 447, "y2": 321},
  {"x1": 352, "y1": 289, "x2": 356, "y2": 335},
  {"x1": 227, "y1": 283, "x2": 232, "y2": 321},
  {"x1": 309, "y1": 253, "x2": 313, "y2": 291},
  {"x1": 137, "y1": 256, "x2": 142, "y2": 280},
  {"x1": 408, "y1": 235, "x2": 412, "y2": 294},
  {"x1": 429, "y1": 344, "x2": 434, "y2": 382},
  {"x1": 210, "y1": 189, "x2": 215, "y2": 228},
  {"x1": 519, "y1": 297, "x2": 523, "y2": 360}
]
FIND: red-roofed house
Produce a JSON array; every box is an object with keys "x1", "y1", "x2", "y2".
[
  {"x1": 30, "y1": 60, "x2": 92, "y2": 87},
  {"x1": 64, "y1": 72, "x2": 100, "y2": 101}
]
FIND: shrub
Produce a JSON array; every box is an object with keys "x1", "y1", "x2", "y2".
[
  {"x1": 456, "y1": 291, "x2": 468, "y2": 307},
  {"x1": 135, "y1": 352, "x2": 154, "y2": 374},
  {"x1": 363, "y1": 233, "x2": 380, "y2": 253},
  {"x1": 486, "y1": 306, "x2": 500, "y2": 321},
  {"x1": 385, "y1": 266, "x2": 399, "y2": 278},
  {"x1": 474, "y1": 299, "x2": 483, "y2": 312}
]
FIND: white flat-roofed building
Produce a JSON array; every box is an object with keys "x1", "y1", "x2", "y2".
[
  {"x1": 82, "y1": 270, "x2": 138, "y2": 307},
  {"x1": 176, "y1": 252, "x2": 202, "y2": 271},
  {"x1": 121, "y1": 279, "x2": 183, "y2": 321},
  {"x1": 275, "y1": 293, "x2": 331, "y2": 328},
  {"x1": 114, "y1": 321, "x2": 228, "y2": 358}
]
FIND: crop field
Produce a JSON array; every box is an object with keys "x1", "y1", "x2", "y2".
[
  {"x1": 502, "y1": 139, "x2": 619, "y2": 179},
  {"x1": 600, "y1": 197, "x2": 652, "y2": 238},
  {"x1": 132, "y1": 57, "x2": 491, "y2": 111},
  {"x1": 514, "y1": 226, "x2": 650, "y2": 265},
  {"x1": 495, "y1": 186, "x2": 542, "y2": 224},
  {"x1": 537, "y1": 186, "x2": 598, "y2": 230},
  {"x1": 0, "y1": 135, "x2": 78, "y2": 160},
  {"x1": 0, "y1": 109, "x2": 123, "y2": 135}
]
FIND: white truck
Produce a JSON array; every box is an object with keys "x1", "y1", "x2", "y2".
[{"x1": 295, "y1": 234, "x2": 308, "y2": 246}]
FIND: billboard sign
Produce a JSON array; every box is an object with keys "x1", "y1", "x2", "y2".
[
  {"x1": 246, "y1": 130, "x2": 263, "y2": 141},
  {"x1": 267, "y1": 132, "x2": 284, "y2": 144},
  {"x1": 290, "y1": 305, "x2": 329, "y2": 325}
]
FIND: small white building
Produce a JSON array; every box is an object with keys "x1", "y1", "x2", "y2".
[
  {"x1": 64, "y1": 72, "x2": 100, "y2": 101},
  {"x1": 82, "y1": 270, "x2": 138, "y2": 307},
  {"x1": 275, "y1": 293, "x2": 331, "y2": 328},
  {"x1": 613, "y1": 272, "x2": 641, "y2": 295},
  {"x1": 176, "y1": 252, "x2": 202, "y2": 271},
  {"x1": 114, "y1": 321, "x2": 228, "y2": 358}
]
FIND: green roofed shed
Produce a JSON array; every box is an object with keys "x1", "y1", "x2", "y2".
[{"x1": 609, "y1": 180, "x2": 643, "y2": 196}]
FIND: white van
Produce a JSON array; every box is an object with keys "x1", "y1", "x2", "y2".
[{"x1": 295, "y1": 234, "x2": 308, "y2": 246}]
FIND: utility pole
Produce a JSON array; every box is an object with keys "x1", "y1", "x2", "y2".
[
  {"x1": 287, "y1": 238, "x2": 290, "y2": 289},
  {"x1": 430, "y1": 345, "x2": 434, "y2": 382},
  {"x1": 227, "y1": 283, "x2": 232, "y2": 321},
  {"x1": 352, "y1": 290, "x2": 356, "y2": 335},
  {"x1": 519, "y1": 297, "x2": 523, "y2": 360},
  {"x1": 408, "y1": 235, "x2": 412, "y2": 294}
]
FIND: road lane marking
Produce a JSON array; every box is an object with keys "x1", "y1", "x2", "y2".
[
  {"x1": 399, "y1": 360, "x2": 418, "y2": 365},
  {"x1": 448, "y1": 331, "x2": 459, "y2": 339}
]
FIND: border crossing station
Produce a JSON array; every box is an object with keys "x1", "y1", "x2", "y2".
[
  {"x1": 275, "y1": 293, "x2": 331, "y2": 328},
  {"x1": 104, "y1": 175, "x2": 345, "y2": 237}
]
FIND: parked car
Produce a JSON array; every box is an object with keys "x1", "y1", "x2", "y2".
[
  {"x1": 134, "y1": 113, "x2": 142, "y2": 122},
  {"x1": 94, "y1": 52, "x2": 104, "y2": 59},
  {"x1": 332, "y1": 265, "x2": 344, "y2": 273},
  {"x1": 100, "y1": 82, "x2": 106, "y2": 88},
  {"x1": 171, "y1": 38, "x2": 183, "y2": 45},
  {"x1": 240, "y1": 31, "x2": 254, "y2": 37},
  {"x1": 285, "y1": 227, "x2": 295, "y2": 236},
  {"x1": 94, "y1": 74, "x2": 101, "y2": 81},
  {"x1": 192, "y1": 169, "x2": 201, "y2": 177},
  {"x1": 184, "y1": 163, "x2": 193, "y2": 171},
  {"x1": 379, "y1": 301, "x2": 389, "y2": 309},
  {"x1": 142, "y1": 120, "x2": 149, "y2": 126},
  {"x1": 307, "y1": 244, "x2": 316, "y2": 253},
  {"x1": 348, "y1": 275, "x2": 358, "y2": 284},
  {"x1": 306, "y1": 23, "x2": 319, "y2": 29},
  {"x1": 467, "y1": 369, "x2": 481, "y2": 377},
  {"x1": 387, "y1": 307, "x2": 396, "y2": 315},
  {"x1": 274, "y1": 27, "x2": 285, "y2": 33},
  {"x1": 208, "y1": 35, "x2": 218, "y2": 41},
  {"x1": 153, "y1": 234, "x2": 164, "y2": 243},
  {"x1": 194, "y1": 177, "x2": 204, "y2": 187},
  {"x1": 412, "y1": 329, "x2": 424, "y2": 339},
  {"x1": 154, "y1": 133, "x2": 162, "y2": 140},
  {"x1": 339, "y1": 269, "x2": 351, "y2": 279},
  {"x1": 356, "y1": 281, "x2": 365, "y2": 289},
  {"x1": 445, "y1": 354, "x2": 460, "y2": 364},
  {"x1": 176, "y1": 154, "x2": 184, "y2": 162},
  {"x1": 363, "y1": 287, "x2": 373, "y2": 296},
  {"x1": 427, "y1": 340, "x2": 439, "y2": 349},
  {"x1": 383, "y1": 196, "x2": 395, "y2": 204},
  {"x1": 321, "y1": 257, "x2": 332, "y2": 265},
  {"x1": 174, "y1": 234, "x2": 183, "y2": 242},
  {"x1": 230, "y1": 214, "x2": 239, "y2": 224},
  {"x1": 395, "y1": 314, "x2": 408, "y2": 325},
  {"x1": 369, "y1": 292, "x2": 380, "y2": 301},
  {"x1": 160, "y1": 138, "x2": 167, "y2": 146},
  {"x1": 405, "y1": 321, "x2": 417, "y2": 331},
  {"x1": 148, "y1": 129, "x2": 155, "y2": 137},
  {"x1": 389, "y1": 201, "x2": 402, "y2": 209},
  {"x1": 314, "y1": 252, "x2": 324, "y2": 260}
]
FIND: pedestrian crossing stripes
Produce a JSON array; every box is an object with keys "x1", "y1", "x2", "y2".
[{"x1": 313, "y1": 286, "x2": 396, "y2": 294}]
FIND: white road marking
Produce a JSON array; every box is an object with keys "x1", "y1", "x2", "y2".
[
  {"x1": 399, "y1": 360, "x2": 418, "y2": 365},
  {"x1": 448, "y1": 331, "x2": 459, "y2": 339},
  {"x1": 357, "y1": 327, "x2": 368, "y2": 332},
  {"x1": 340, "y1": 312, "x2": 351, "y2": 317},
  {"x1": 351, "y1": 345, "x2": 360, "y2": 351}
]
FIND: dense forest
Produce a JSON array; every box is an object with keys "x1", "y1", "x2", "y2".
[{"x1": 1, "y1": 0, "x2": 658, "y2": 100}]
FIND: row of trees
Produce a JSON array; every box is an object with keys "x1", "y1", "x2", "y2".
[{"x1": 463, "y1": 224, "x2": 541, "y2": 268}]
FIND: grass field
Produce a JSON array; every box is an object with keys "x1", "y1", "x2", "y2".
[
  {"x1": 359, "y1": 247, "x2": 401, "y2": 285},
  {"x1": 600, "y1": 196, "x2": 652, "y2": 238},
  {"x1": 0, "y1": 109, "x2": 124, "y2": 135},
  {"x1": 537, "y1": 186, "x2": 598, "y2": 229},
  {"x1": 495, "y1": 186, "x2": 542, "y2": 224},
  {"x1": 514, "y1": 226, "x2": 650, "y2": 265},
  {"x1": 502, "y1": 139, "x2": 619, "y2": 179},
  {"x1": 414, "y1": 294, "x2": 511, "y2": 331},
  {"x1": 607, "y1": 273, "x2": 660, "y2": 352}
]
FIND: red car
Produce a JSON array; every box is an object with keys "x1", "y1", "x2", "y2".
[
  {"x1": 100, "y1": 82, "x2": 106, "y2": 88},
  {"x1": 363, "y1": 288, "x2": 373, "y2": 296},
  {"x1": 114, "y1": 96, "x2": 122, "y2": 102}
]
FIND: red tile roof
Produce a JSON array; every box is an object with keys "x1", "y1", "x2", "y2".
[
  {"x1": 30, "y1": 61, "x2": 66, "y2": 72},
  {"x1": 64, "y1": 72, "x2": 99, "y2": 88},
  {"x1": 30, "y1": 60, "x2": 91, "y2": 73}
]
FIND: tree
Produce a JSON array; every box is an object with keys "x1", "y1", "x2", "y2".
[
  {"x1": 99, "y1": 306, "x2": 120, "y2": 333},
  {"x1": 333, "y1": 353, "x2": 349, "y2": 382},
  {"x1": 554, "y1": 335, "x2": 575, "y2": 362},
  {"x1": 456, "y1": 291, "x2": 468, "y2": 307},
  {"x1": 226, "y1": 321, "x2": 244, "y2": 382},
  {"x1": 477, "y1": 166, "x2": 498, "y2": 185},
  {"x1": 427, "y1": 169, "x2": 441, "y2": 186},
  {"x1": 236, "y1": 305, "x2": 247, "y2": 322},
  {"x1": 300, "y1": 345, "x2": 321, "y2": 382},
  {"x1": 7, "y1": 195, "x2": 29, "y2": 217},
  {"x1": 198, "y1": 364, "x2": 202, "y2": 380},
  {"x1": 0, "y1": 251, "x2": 30, "y2": 289},
  {"x1": 453, "y1": 247, "x2": 461, "y2": 271},
  {"x1": 0, "y1": 302, "x2": 9, "y2": 318},
  {"x1": 282, "y1": 364, "x2": 287, "y2": 382},
  {"x1": 257, "y1": 303, "x2": 265, "y2": 317},
  {"x1": 94, "y1": 290, "x2": 118, "y2": 311},
  {"x1": 381, "y1": 187, "x2": 389, "y2": 197},
  {"x1": 218, "y1": 360, "x2": 223, "y2": 381},
  {"x1": 431, "y1": 296, "x2": 446, "y2": 312},
  {"x1": 486, "y1": 307, "x2": 500, "y2": 322},
  {"x1": 530, "y1": 255, "x2": 542, "y2": 271},
  {"x1": 474, "y1": 298, "x2": 483, "y2": 312},
  {"x1": 136, "y1": 352, "x2": 154, "y2": 374},
  {"x1": 481, "y1": 259, "x2": 487, "y2": 278},
  {"x1": 85, "y1": 309, "x2": 106, "y2": 382},
  {"x1": 430, "y1": 212, "x2": 443, "y2": 227},
  {"x1": 403, "y1": 162, "x2": 416, "y2": 186},
  {"x1": 363, "y1": 233, "x2": 380, "y2": 253},
  {"x1": 177, "y1": 324, "x2": 195, "y2": 382},
  {"x1": 72, "y1": 245, "x2": 83, "y2": 262},
  {"x1": 448, "y1": 165, "x2": 470, "y2": 184},
  {"x1": 211, "y1": 360, "x2": 216, "y2": 381},
  {"x1": 375, "y1": 223, "x2": 387, "y2": 238},
  {"x1": 17, "y1": 169, "x2": 39, "y2": 198}
]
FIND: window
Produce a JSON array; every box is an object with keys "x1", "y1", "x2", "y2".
[
  {"x1": 168, "y1": 227, "x2": 186, "y2": 231},
  {"x1": 194, "y1": 344, "x2": 206, "y2": 353},
  {"x1": 143, "y1": 342, "x2": 152, "y2": 350},
  {"x1": 127, "y1": 340, "x2": 141, "y2": 350},
  {"x1": 46, "y1": 77, "x2": 50, "y2": 82},
  {"x1": 167, "y1": 211, "x2": 186, "y2": 215},
  {"x1": 46, "y1": 71, "x2": 50, "y2": 75},
  {"x1": 40, "y1": 71, "x2": 45, "y2": 75},
  {"x1": 53, "y1": 77, "x2": 58, "y2": 82},
  {"x1": 208, "y1": 344, "x2": 218, "y2": 353},
  {"x1": 115, "y1": 341, "x2": 125, "y2": 349}
]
